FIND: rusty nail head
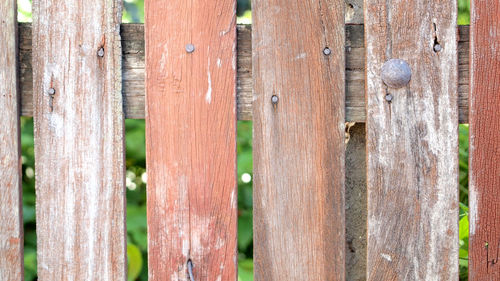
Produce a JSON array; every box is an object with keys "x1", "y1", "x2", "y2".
[
  {"x1": 323, "y1": 47, "x2": 331, "y2": 56},
  {"x1": 97, "y1": 47, "x2": 105, "y2": 57},
  {"x1": 381, "y1": 59, "x2": 412, "y2": 88},
  {"x1": 48, "y1": 88, "x2": 56, "y2": 95},
  {"x1": 185, "y1": 44, "x2": 195, "y2": 53}
]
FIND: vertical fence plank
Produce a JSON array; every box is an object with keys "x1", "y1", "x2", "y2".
[
  {"x1": 252, "y1": 1, "x2": 345, "y2": 280},
  {"x1": 365, "y1": 1, "x2": 459, "y2": 280},
  {"x1": 145, "y1": 1, "x2": 237, "y2": 280},
  {"x1": 32, "y1": 0, "x2": 126, "y2": 279},
  {"x1": 0, "y1": 1, "x2": 23, "y2": 279},
  {"x1": 469, "y1": 0, "x2": 500, "y2": 279}
]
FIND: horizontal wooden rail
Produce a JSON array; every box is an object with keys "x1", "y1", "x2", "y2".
[{"x1": 18, "y1": 23, "x2": 470, "y2": 122}]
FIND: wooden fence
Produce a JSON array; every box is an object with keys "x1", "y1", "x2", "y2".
[{"x1": 0, "y1": 0, "x2": 498, "y2": 280}]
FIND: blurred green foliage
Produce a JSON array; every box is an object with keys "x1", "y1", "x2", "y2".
[{"x1": 18, "y1": 0, "x2": 470, "y2": 280}]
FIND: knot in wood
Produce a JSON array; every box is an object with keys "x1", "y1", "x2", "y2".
[{"x1": 381, "y1": 59, "x2": 411, "y2": 88}]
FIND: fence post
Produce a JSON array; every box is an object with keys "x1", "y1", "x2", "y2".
[
  {"x1": 252, "y1": 1, "x2": 346, "y2": 279},
  {"x1": 32, "y1": 0, "x2": 126, "y2": 279},
  {"x1": 469, "y1": 0, "x2": 500, "y2": 279},
  {"x1": 0, "y1": 1, "x2": 23, "y2": 279},
  {"x1": 144, "y1": 1, "x2": 238, "y2": 280},
  {"x1": 365, "y1": 0, "x2": 459, "y2": 279}
]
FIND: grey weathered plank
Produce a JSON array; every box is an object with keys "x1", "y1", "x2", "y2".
[
  {"x1": 32, "y1": 0, "x2": 127, "y2": 279},
  {"x1": 18, "y1": 24, "x2": 471, "y2": 122},
  {"x1": 252, "y1": 0, "x2": 346, "y2": 279},
  {"x1": 0, "y1": 1, "x2": 23, "y2": 279},
  {"x1": 365, "y1": 0, "x2": 459, "y2": 280}
]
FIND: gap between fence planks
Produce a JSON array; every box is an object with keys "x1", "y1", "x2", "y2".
[
  {"x1": 0, "y1": 1, "x2": 23, "y2": 279},
  {"x1": 144, "y1": 1, "x2": 238, "y2": 280},
  {"x1": 32, "y1": 0, "x2": 127, "y2": 279},
  {"x1": 468, "y1": 0, "x2": 500, "y2": 279},
  {"x1": 365, "y1": 1, "x2": 459, "y2": 280},
  {"x1": 18, "y1": 24, "x2": 471, "y2": 122},
  {"x1": 252, "y1": 0, "x2": 346, "y2": 279}
]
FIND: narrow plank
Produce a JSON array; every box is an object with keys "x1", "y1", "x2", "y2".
[
  {"x1": 0, "y1": 1, "x2": 23, "y2": 279},
  {"x1": 32, "y1": 0, "x2": 126, "y2": 279},
  {"x1": 252, "y1": 0, "x2": 345, "y2": 279},
  {"x1": 469, "y1": 0, "x2": 500, "y2": 279},
  {"x1": 365, "y1": 1, "x2": 459, "y2": 280},
  {"x1": 144, "y1": 1, "x2": 237, "y2": 280},
  {"x1": 16, "y1": 24, "x2": 472, "y2": 122}
]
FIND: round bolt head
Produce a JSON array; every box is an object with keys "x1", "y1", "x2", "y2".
[
  {"x1": 385, "y1": 94, "x2": 393, "y2": 102},
  {"x1": 323, "y1": 47, "x2": 331, "y2": 56},
  {"x1": 48, "y1": 88, "x2": 56, "y2": 95},
  {"x1": 271, "y1": 95, "x2": 279, "y2": 104},
  {"x1": 185, "y1": 44, "x2": 195, "y2": 53},
  {"x1": 381, "y1": 59, "x2": 411, "y2": 88},
  {"x1": 433, "y1": 44, "x2": 442, "y2": 52}
]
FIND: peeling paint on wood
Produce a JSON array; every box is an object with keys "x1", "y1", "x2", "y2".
[
  {"x1": 0, "y1": 0, "x2": 23, "y2": 279},
  {"x1": 469, "y1": 0, "x2": 500, "y2": 279},
  {"x1": 145, "y1": 1, "x2": 237, "y2": 280},
  {"x1": 365, "y1": 0, "x2": 459, "y2": 280},
  {"x1": 252, "y1": 0, "x2": 346, "y2": 279},
  {"x1": 32, "y1": 0, "x2": 127, "y2": 279}
]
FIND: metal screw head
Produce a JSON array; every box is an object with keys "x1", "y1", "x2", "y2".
[
  {"x1": 385, "y1": 94, "x2": 393, "y2": 102},
  {"x1": 381, "y1": 59, "x2": 412, "y2": 88},
  {"x1": 97, "y1": 47, "x2": 105, "y2": 57},
  {"x1": 185, "y1": 44, "x2": 195, "y2": 53},
  {"x1": 48, "y1": 88, "x2": 56, "y2": 95},
  {"x1": 323, "y1": 47, "x2": 331, "y2": 56},
  {"x1": 433, "y1": 44, "x2": 442, "y2": 52},
  {"x1": 271, "y1": 95, "x2": 279, "y2": 104}
]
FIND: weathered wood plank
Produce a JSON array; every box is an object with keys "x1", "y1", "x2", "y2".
[
  {"x1": 0, "y1": 1, "x2": 23, "y2": 279},
  {"x1": 252, "y1": 0, "x2": 345, "y2": 279},
  {"x1": 17, "y1": 24, "x2": 472, "y2": 122},
  {"x1": 145, "y1": 1, "x2": 237, "y2": 280},
  {"x1": 469, "y1": 0, "x2": 500, "y2": 279},
  {"x1": 32, "y1": 0, "x2": 126, "y2": 279},
  {"x1": 365, "y1": 1, "x2": 459, "y2": 280}
]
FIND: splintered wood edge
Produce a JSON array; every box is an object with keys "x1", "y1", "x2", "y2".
[{"x1": 17, "y1": 23, "x2": 470, "y2": 123}]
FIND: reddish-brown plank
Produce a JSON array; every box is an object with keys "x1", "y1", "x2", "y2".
[
  {"x1": 32, "y1": 0, "x2": 126, "y2": 279},
  {"x1": 252, "y1": 0, "x2": 345, "y2": 279},
  {"x1": 365, "y1": 0, "x2": 459, "y2": 280},
  {"x1": 469, "y1": 0, "x2": 500, "y2": 279},
  {"x1": 144, "y1": 1, "x2": 237, "y2": 280},
  {"x1": 0, "y1": 1, "x2": 23, "y2": 279}
]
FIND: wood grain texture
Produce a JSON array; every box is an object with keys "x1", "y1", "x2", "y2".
[
  {"x1": 252, "y1": 0, "x2": 345, "y2": 279},
  {"x1": 145, "y1": 1, "x2": 237, "y2": 280},
  {"x1": 32, "y1": 0, "x2": 126, "y2": 279},
  {"x1": 0, "y1": 1, "x2": 23, "y2": 280},
  {"x1": 469, "y1": 0, "x2": 500, "y2": 279},
  {"x1": 365, "y1": 1, "x2": 459, "y2": 280},
  {"x1": 17, "y1": 24, "x2": 472, "y2": 122}
]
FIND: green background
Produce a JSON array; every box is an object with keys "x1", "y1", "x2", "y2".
[{"x1": 17, "y1": 0, "x2": 471, "y2": 280}]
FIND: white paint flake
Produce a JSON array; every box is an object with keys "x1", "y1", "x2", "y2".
[
  {"x1": 206, "y1": 61, "x2": 212, "y2": 104},
  {"x1": 295, "y1": 53, "x2": 307, "y2": 60},
  {"x1": 381, "y1": 253, "x2": 392, "y2": 262}
]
